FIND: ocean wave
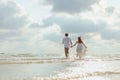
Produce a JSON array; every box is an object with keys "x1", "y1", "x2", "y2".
[
  {"x1": 0, "y1": 58, "x2": 76, "y2": 64},
  {"x1": 0, "y1": 57, "x2": 120, "y2": 64}
]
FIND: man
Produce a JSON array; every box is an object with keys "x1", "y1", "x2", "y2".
[{"x1": 62, "y1": 33, "x2": 72, "y2": 58}]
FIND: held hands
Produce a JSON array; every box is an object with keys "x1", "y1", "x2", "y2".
[
  {"x1": 71, "y1": 44, "x2": 73, "y2": 48},
  {"x1": 84, "y1": 45, "x2": 87, "y2": 49}
]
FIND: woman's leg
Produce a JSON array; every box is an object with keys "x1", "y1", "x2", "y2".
[{"x1": 77, "y1": 49, "x2": 82, "y2": 59}]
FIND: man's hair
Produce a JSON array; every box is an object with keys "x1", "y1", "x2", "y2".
[{"x1": 65, "y1": 33, "x2": 69, "y2": 37}]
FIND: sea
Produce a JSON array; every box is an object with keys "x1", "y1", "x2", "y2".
[{"x1": 0, "y1": 53, "x2": 120, "y2": 80}]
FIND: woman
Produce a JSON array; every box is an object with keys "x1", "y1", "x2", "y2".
[{"x1": 72, "y1": 36, "x2": 87, "y2": 59}]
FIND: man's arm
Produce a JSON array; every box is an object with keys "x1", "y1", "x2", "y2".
[
  {"x1": 70, "y1": 41, "x2": 72, "y2": 47},
  {"x1": 70, "y1": 38, "x2": 72, "y2": 47}
]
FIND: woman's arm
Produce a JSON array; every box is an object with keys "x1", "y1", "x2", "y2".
[
  {"x1": 71, "y1": 41, "x2": 77, "y2": 47},
  {"x1": 82, "y1": 41, "x2": 87, "y2": 48}
]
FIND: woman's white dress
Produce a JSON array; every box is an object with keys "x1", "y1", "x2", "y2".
[{"x1": 76, "y1": 43, "x2": 85, "y2": 58}]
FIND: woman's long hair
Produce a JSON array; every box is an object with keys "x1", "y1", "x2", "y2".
[{"x1": 78, "y1": 36, "x2": 82, "y2": 43}]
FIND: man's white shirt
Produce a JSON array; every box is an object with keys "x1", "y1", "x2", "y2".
[{"x1": 62, "y1": 37, "x2": 72, "y2": 48}]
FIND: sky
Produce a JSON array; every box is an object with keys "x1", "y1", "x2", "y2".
[{"x1": 0, "y1": 0, "x2": 120, "y2": 55}]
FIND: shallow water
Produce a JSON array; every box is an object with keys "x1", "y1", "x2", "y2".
[
  {"x1": 0, "y1": 63, "x2": 68, "y2": 80},
  {"x1": 0, "y1": 53, "x2": 120, "y2": 80}
]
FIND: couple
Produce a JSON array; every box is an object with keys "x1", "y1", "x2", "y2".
[{"x1": 62, "y1": 33, "x2": 87, "y2": 59}]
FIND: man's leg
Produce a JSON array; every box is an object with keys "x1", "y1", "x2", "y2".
[{"x1": 65, "y1": 47, "x2": 69, "y2": 58}]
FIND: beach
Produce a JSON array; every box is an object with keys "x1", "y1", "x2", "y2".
[{"x1": 0, "y1": 53, "x2": 120, "y2": 80}]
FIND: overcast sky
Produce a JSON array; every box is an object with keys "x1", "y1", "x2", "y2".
[{"x1": 0, "y1": 0, "x2": 120, "y2": 55}]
